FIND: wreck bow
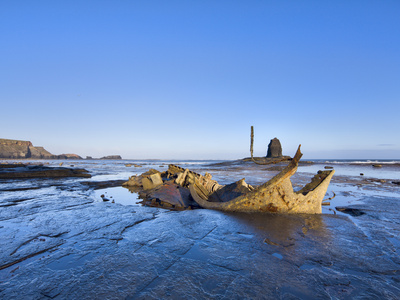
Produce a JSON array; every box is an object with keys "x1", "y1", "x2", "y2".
[{"x1": 189, "y1": 145, "x2": 335, "y2": 214}]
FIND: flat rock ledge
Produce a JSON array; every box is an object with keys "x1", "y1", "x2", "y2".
[
  {"x1": 0, "y1": 164, "x2": 91, "y2": 179},
  {"x1": 242, "y1": 155, "x2": 292, "y2": 163}
]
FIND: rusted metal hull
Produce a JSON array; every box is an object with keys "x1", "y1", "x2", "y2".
[{"x1": 189, "y1": 146, "x2": 335, "y2": 214}]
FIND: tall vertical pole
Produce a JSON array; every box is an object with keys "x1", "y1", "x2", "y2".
[{"x1": 250, "y1": 126, "x2": 254, "y2": 159}]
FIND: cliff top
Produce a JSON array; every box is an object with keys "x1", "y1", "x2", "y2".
[{"x1": 0, "y1": 138, "x2": 33, "y2": 146}]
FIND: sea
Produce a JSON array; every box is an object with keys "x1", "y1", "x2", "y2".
[
  {"x1": 1, "y1": 158, "x2": 399, "y2": 209},
  {"x1": 2, "y1": 158, "x2": 400, "y2": 183},
  {"x1": 38, "y1": 158, "x2": 400, "y2": 180}
]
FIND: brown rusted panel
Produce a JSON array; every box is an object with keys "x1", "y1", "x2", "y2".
[{"x1": 141, "y1": 181, "x2": 193, "y2": 209}]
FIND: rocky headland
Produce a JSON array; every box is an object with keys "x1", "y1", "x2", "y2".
[
  {"x1": 0, "y1": 139, "x2": 82, "y2": 159},
  {"x1": 100, "y1": 155, "x2": 122, "y2": 160}
]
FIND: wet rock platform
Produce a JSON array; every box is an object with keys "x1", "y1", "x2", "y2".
[
  {"x1": 0, "y1": 162, "x2": 400, "y2": 299},
  {"x1": 0, "y1": 164, "x2": 91, "y2": 179}
]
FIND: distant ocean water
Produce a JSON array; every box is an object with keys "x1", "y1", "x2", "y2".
[
  {"x1": 1, "y1": 158, "x2": 399, "y2": 211},
  {"x1": 299, "y1": 159, "x2": 400, "y2": 180},
  {"x1": 309, "y1": 159, "x2": 400, "y2": 164},
  {"x1": 64, "y1": 158, "x2": 400, "y2": 181},
  {"x1": 1, "y1": 157, "x2": 399, "y2": 182}
]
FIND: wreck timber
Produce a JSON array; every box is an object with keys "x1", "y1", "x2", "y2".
[{"x1": 189, "y1": 145, "x2": 335, "y2": 214}]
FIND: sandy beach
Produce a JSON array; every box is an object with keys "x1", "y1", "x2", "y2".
[{"x1": 0, "y1": 159, "x2": 399, "y2": 299}]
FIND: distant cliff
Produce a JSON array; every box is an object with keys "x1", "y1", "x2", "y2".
[{"x1": 0, "y1": 139, "x2": 82, "y2": 159}]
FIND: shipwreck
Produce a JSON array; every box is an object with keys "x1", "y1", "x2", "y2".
[
  {"x1": 190, "y1": 145, "x2": 334, "y2": 214},
  {"x1": 123, "y1": 145, "x2": 334, "y2": 214}
]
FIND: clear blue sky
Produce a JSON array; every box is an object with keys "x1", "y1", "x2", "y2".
[{"x1": 1, "y1": 0, "x2": 399, "y2": 159}]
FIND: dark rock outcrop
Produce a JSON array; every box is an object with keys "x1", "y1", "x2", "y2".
[
  {"x1": 0, "y1": 138, "x2": 82, "y2": 159},
  {"x1": 266, "y1": 138, "x2": 282, "y2": 158},
  {"x1": 57, "y1": 154, "x2": 83, "y2": 160},
  {"x1": 100, "y1": 155, "x2": 122, "y2": 160},
  {"x1": 0, "y1": 164, "x2": 91, "y2": 179}
]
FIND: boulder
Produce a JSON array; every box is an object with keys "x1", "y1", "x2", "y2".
[{"x1": 266, "y1": 138, "x2": 282, "y2": 158}]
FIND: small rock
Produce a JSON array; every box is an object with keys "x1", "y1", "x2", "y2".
[
  {"x1": 336, "y1": 207, "x2": 366, "y2": 216},
  {"x1": 100, "y1": 194, "x2": 110, "y2": 201},
  {"x1": 264, "y1": 238, "x2": 279, "y2": 246}
]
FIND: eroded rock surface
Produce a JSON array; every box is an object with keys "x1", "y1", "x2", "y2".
[
  {"x1": 0, "y1": 164, "x2": 91, "y2": 179},
  {"x1": 0, "y1": 187, "x2": 399, "y2": 299},
  {"x1": 0, "y1": 160, "x2": 399, "y2": 299}
]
